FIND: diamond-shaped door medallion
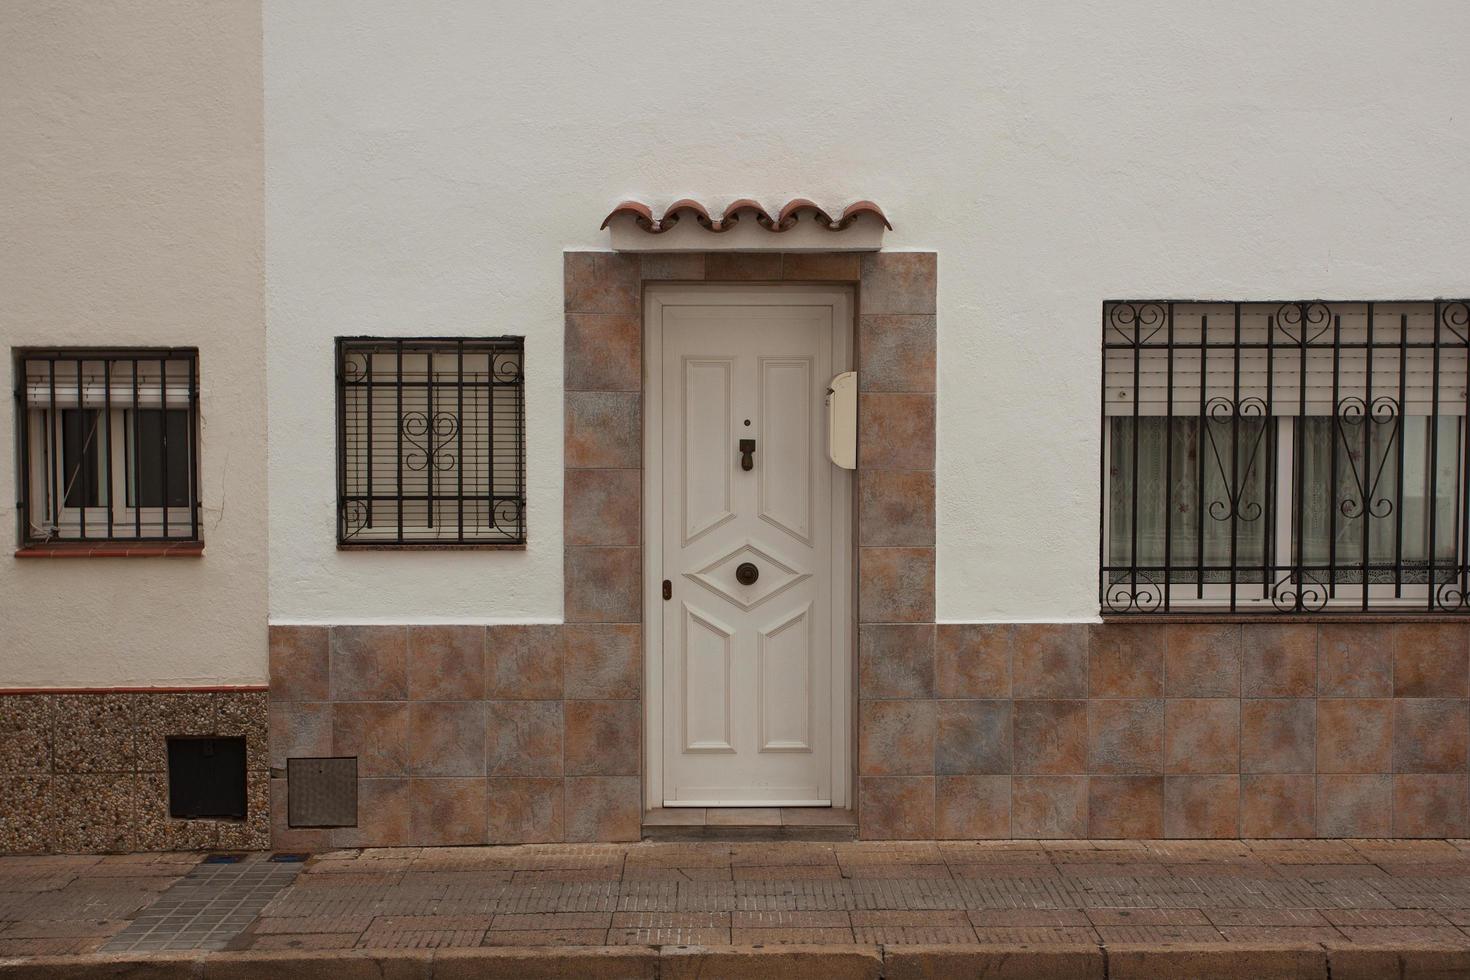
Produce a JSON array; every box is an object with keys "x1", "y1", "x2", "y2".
[{"x1": 686, "y1": 544, "x2": 810, "y2": 610}]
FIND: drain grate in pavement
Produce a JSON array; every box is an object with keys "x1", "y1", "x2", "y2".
[{"x1": 100, "y1": 854, "x2": 302, "y2": 952}]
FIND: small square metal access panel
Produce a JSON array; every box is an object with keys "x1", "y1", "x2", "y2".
[{"x1": 287, "y1": 757, "x2": 358, "y2": 828}]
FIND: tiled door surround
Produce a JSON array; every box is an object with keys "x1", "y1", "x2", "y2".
[{"x1": 263, "y1": 250, "x2": 938, "y2": 849}]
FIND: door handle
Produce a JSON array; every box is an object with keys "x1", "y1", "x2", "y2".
[
  {"x1": 738, "y1": 439, "x2": 755, "y2": 471},
  {"x1": 735, "y1": 562, "x2": 759, "y2": 585}
]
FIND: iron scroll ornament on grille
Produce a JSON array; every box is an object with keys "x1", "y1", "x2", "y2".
[
  {"x1": 1202, "y1": 396, "x2": 1268, "y2": 524},
  {"x1": 1273, "y1": 301, "x2": 1333, "y2": 345},
  {"x1": 1103, "y1": 574, "x2": 1164, "y2": 614},
  {"x1": 1106, "y1": 302, "x2": 1167, "y2": 347},
  {"x1": 401, "y1": 411, "x2": 460, "y2": 472},
  {"x1": 1334, "y1": 395, "x2": 1400, "y2": 521}
]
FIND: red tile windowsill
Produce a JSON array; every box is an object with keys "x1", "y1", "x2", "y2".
[{"x1": 15, "y1": 541, "x2": 204, "y2": 559}]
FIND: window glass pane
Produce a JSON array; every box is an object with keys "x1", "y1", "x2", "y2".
[
  {"x1": 1299, "y1": 415, "x2": 1461, "y2": 583},
  {"x1": 128, "y1": 409, "x2": 191, "y2": 508},
  {"x1": 1109, "y1": 416, "x2": 1269, "y2": 583},
  {"x1": 60, "y1": 409, "x2": 104, "y2": 508}
]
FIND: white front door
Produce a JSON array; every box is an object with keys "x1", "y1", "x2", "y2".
[{"x1": 649, "y1": 285, "x2": 851, "y2": 807}]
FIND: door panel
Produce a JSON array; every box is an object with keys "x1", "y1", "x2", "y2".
[
  {"x1": 660, "y1": 297, "x2": 842, "y2": 806},
  {"x1": 682, "y1": 358, "x2": 735, "y2": 545}
]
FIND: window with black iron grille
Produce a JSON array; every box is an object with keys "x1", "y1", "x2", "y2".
[
  {"x1": 336, "y1": 337, "x2": 525, "y2": 546},
  {"x1": 14, "y1": 348, "x2": 201, "y2": 544},
  {"x1": 1102, "y1": 301, "x2": 1470, "y2": 614}
]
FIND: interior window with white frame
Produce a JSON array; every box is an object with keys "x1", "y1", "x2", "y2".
[
  {"x1": 1102, "y1": 301, "x2": 1470, "y2": 614},
  {"x1": 15, "y1": 349, "x2": 201, "y2": 544}
]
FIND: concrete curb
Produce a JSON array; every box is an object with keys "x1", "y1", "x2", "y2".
[{"x1": 7, "y1": 941, "x2": 1470, "y2": 979}]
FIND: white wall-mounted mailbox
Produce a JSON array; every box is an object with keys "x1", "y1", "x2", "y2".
[{"x1": 827, "y1": 372, "x2": 857, "y2": 469}]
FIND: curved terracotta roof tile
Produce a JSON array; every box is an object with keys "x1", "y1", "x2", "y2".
[
  {"x1": 776, "y1": 198, "x2": 834, "y2": 230},
  {"x1": 838, "y1": 200, "x2": 893, "y2": 230},
  {"x1": 600, "y1": 201, "x2": 655, "y2": 231},
  {"x1": 601, "y1": 199, "x2": 890, "y2": 234}
]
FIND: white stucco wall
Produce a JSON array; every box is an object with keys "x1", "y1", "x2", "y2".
[
  {"x1": 265, "y1": 0, "x2": 1470, "y2": 624},
  {"x1": 0, "y1": 1, "x2": 266, "y2": 685}
]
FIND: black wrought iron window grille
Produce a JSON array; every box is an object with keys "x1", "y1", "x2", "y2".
[
  {"x1": 336, "y1": 337, "x2": 526, "y2": 546},
  {"x1": 14, "y1": 348, "x2": 201, "y2": 544},
  {"x1": 1102, "y1": 301, "x2": 1470, "y2": 615}
]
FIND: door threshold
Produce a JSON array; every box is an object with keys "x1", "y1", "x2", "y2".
[{"x1": 642, "y1": 807, "x2": 857, "y2": 842}]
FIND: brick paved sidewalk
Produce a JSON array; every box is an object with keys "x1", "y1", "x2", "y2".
[{"x1": 9, "y1": 838, "x2": 1470, "y2": 974}]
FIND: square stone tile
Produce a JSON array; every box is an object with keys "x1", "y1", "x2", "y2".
[
  {"x1": 53, "y1": 694, "x2": 135, "y2": 773},
  {"x1": 563, "y1": 624, "x2": 641, "y2": 699},
  {"x1": 1394, "y1": 774, "x2": 1470, "y2": 838},
  {"x1": 329, "y1": 626, "x2": 408, "y2": 701},
  {"x1": 331, "y1": 701, "x2": 409, "y2": 777},
  {"x1": 1164, "y1": 775, "x2": 1239, "y2": 838},
  {"x1": 1393, "y1": 624, "x2": 1469, "y2": 697},
  {"x1": 858, "y1": 314, "x2": 935, "y2": 393},
  {"x1": 1012, "y1": 700, "x2": 1086, "y2": 774},
  {"x1": 1164, "y1": 699, "x2": 1238, "y2": 774},
  {"x1": 936, "y1": 700, "x2": 1011, "y2": 775},
  {"x1": 1240, "y1": 774, "x2": 1315, "y2": 838},
  {"x1": 1089, "y1": 776, "x2": 1163, "y2": 838},
  {"x1": 860, "y1": 624, "x2": 935, "y2": 700},
  {"x1": 1316, "y1": 774, "x2": 1392, "y2": 838},
  {"x1": 269, "y1": 627, "x2": 330, "y2": 702},
  {"x1": 565, "y1": 313, "x2": 641, "y2": 392},
  {"x1": 485, "y1": 625, "x2": 563, "y2": 700},
  {"x1": 409, "y1": 702, "x2": 486, "y2": 777},
  {"x1": 1240, "y1": 699, "x2": 1314, "y2": 773},
  {"x1": 1241, "y1": 624, "x2": 1317, "y2": 697},
  {"x1": 858, "y1": 470, "x2": 935, "y2": 547},
  {"x1": 486, "y1": 777, "x2": 564, "y2": 844},
  {"x1": 564, "y1": 547, "x2": 641, "y2": 624},
  {"x1": 1316, "y1": 699, "x2": 1392, "y2": 773},
  {"x1": 485, "y1": 700, "x2": 562, "y2": 776},
  {"x1": 859, "y1": 700, "x2": 936, "y2": 776},
  {"x1": 565, "y1": 391, "x2": 639, "y2": 469},
  {"x1": 859, "y1": 252, "x2": 937, "y2": 315},
  {"x1": 857, "y1": 548, "x2": 934, "y2": 623},
  {"x1": 1012, "y1": 625, "x2": 1089, "y2": 699},
  {"x1": 935, "y1": 624, "x2": 1010, "y2": 698},
  {"x1": 1319, "y1": 624, "x2": 1394, "y2": 696},
  {"x1": 1088, "y1": 699, "x2": 1163, "y2": 774},
  {"x1": 408, "y1": 778, "x2": 487, "y2": 846},
  {"x1": 564, "y1": 469, "x2": 641, "y2": 547},
  {"x1": 564, "y1": 700, "x2": 640, "y2": 776},
  {"x1": 1393, "y1": 698, "x2": 1469, "y2": 773},
  {"x1": 857, "y1": 393, "x2": 934, "y2": 471},
  {"x1": 564, "y1": 776, "x2": 641, "y2": 842},
  {"x1": 1011, "y1": 775, "x2": 1088, "y2": 839},
  {"x1": 1163, "y1": 625, "x2": 1241, "y2": 697},
  {"x1": 564, "y1": 252, "x2": 638, "y2": 315},
  {"x1": 408, "y1": 626, "x2": 485, "y2": 701},
  {"x1": 858, "y1": 776, "x2": 935, "y2": 840},
  {"x1": 1089, "y1": 624, "x2": 1164, "y2": 698}
]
